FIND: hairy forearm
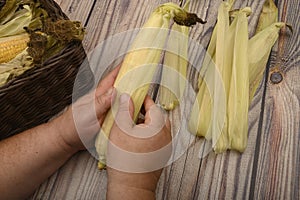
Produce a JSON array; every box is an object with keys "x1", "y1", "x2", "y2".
[
  {"x1": 106, "y1": 169, "x2": 161, "y2": 200},
  {"x1": 0, "y1": 118, "x2": 77, "y2": 199},
  {"x1": 107, "y1": 182, "x2": 156, "y2": 200}
]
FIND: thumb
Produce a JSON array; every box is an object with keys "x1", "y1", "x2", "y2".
[
  {"x1": 95, "y1": 87, "x2": 115, "y2": 119},
  {"x1": 114, "y1": 93, "x2": 135, "y2": 130}
]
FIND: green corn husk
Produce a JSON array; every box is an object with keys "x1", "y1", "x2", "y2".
[
  {"x1": 0, "y1": 4, "x2": 32, "y2": 37},
  {"x1": 211, "y1": 1, "x2": 232, "y2": 152},
  {"x1": 189, "y1": 2, "x2": 252, "y2": 153}
]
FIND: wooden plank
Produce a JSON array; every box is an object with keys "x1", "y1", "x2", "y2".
[
  {"x1": 80, "y1": 0, "x2": 178, "y2": 51},
  {"x1": 53, "y1": 0, "x2": 94, "y2": 23},
  {"x1": 249, "y1": 0, "x2": 300, "y2": 198}
]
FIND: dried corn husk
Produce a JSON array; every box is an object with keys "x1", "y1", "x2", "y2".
[
  {"x1": 0, "y1": 5, "x2": 32, "y2": 37},
  {"x1": 227, "y1": 8, "x2": 250, "y2": 152},
  {"x1": 255, "y1": 0, "x2": 278, "y2": 34},
  {"x1": 158, "y1": 18, "x2": 189, "y2": 110},
  {"x1": 249, "y1": 22, "x2": 285, "y2": 100}
]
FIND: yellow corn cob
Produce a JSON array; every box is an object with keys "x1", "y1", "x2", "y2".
[
  {"x1": 0, "y1": 33, "x2": 30, "y2": 63},
  {"x1": 96, "y1": 2, "x2": 200, "y2": 169}
]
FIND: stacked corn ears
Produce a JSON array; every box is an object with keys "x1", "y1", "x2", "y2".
[{"x1": 188, "y1": 0, "x2": 289, "y2": 153}]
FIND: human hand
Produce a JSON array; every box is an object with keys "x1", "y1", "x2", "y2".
[
  {"x1": 106, "y1": 94, "x2": 172, "y2": 199},
  {"x1": 51, "y1": 66, "x2": 120, "y2": 153}
]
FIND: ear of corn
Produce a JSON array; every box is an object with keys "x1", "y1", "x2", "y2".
[
  {"x1": 188, "y1": 1, "x2": 234, "y2": 141},
  {"x1": 188, "y1": 0, "x2": 286, "y2": 154},
  {"x1": 187, "y1": 1, "x2": 218, "y2": 137},
  {"x1": 0, "y1": 33, "x2": 30, "y2": 63},
  {"x1": 158, "y1": 13, "x2": 189, "y2": 110},
  {"x1": 189, "y1": 1, "x2": 262, "y2": 153},
  {"x1": 189, "y1": 27, "x2": 217, "y2": 139},
  {"x1": 255, "y1": 0, "x2": 278, "y2": 34},
  {"x1": 249, "y1": 22, "x2": 285, "y2": 100},
  {"x1": 96, "y1": 10, "x2": 169, "y2": 169},
  {"x1": 0, "y1": 48, "x2": 33, "y2": 86},
  {"x1": 227, "y1": 8, "x2": 250, "y2": 152},
  {"x1": 95, "y1": 2, "x2": 203, "y2": 169},
  {"x1": 208, "y1": 1, "x2": 233, "y2": 153}
]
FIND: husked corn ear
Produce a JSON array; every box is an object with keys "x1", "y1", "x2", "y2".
[
  {"x1": 0, "y1": 33, "x2": 30, "y2": 63},
  {"x1": 96, "y1": 2, "x2": 197, "y2": 169},
  {"x1": 255, "y1": 0, "x2": 278, "y2": 34}
]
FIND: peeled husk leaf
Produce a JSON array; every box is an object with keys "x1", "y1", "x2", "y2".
[
  {"x1": 0, "y1": 5, "x2": 32, "y2": 37},
  {"x1": 0, "y1": 49, "x2": 33, "y2": 85},
  {"x1": 255, "y1": 0, "x2": 278, "y2": 34}
]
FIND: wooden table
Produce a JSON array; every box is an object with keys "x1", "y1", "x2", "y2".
[{"x1": 31, "y1": 0, "x2": 300, "y2": 199}]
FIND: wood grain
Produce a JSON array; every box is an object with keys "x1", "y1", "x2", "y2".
[
  {"x1": 31, "y1": 0, "x2": 300, "y2": 199},
  {"x1": 249, "y1": 0, "x2": 300, "y2": 198}
]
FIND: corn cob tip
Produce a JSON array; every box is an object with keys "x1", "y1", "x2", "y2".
[
  {"x1": 284, "y1": 23, "x2": 293, "y2": 34},
  {"x1": 157, "y1": 3, "x2": 206, "y2": 26},
  {"x1": 161, "y1": 101, "x2": 179, "y2": 111},
  {"x1": 98, "y1": 162, "x2": 106, "y2": 170}
]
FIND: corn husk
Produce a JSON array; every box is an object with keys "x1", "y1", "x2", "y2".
[
  {"x1": 227, "y1": 8, "x2": 250, "y2": 152},
  {"x1": 249, "y1": 22, "x2": 285, "y2": 100},
  {"x1": 0, "y1": 5, "x2": 32, "y2": 37},
  {"x1": 96, "y1": 3, "x2": 184, "y2": 169},
  {"x1": 158, "y1": 15, "x2": 189, "y2": 110},
  {"x1": 255, "y1": 0, "x2": 278, "y2": 34},
  {"x1": 189, "y1": 0, "x2": 286, "y2": 154}
]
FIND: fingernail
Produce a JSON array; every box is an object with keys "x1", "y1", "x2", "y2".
[
  {"x1": 120, "y1": 93, "x2": 129, "y2": 103},
  {"x1": 106, "y1": 87, "x2": 114, "y2": 95}
]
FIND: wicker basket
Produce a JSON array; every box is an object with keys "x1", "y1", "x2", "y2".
[{"x1": 0, "y1": 0, "x2": 94, "y2": 140}]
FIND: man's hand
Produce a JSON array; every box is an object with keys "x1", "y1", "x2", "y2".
[
  {"x1": 106, "y1": 94, "x2": 172, "y2": 200},
  {"x1": 52, "y1": 66, "x2": 120, "y2": 152}
]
